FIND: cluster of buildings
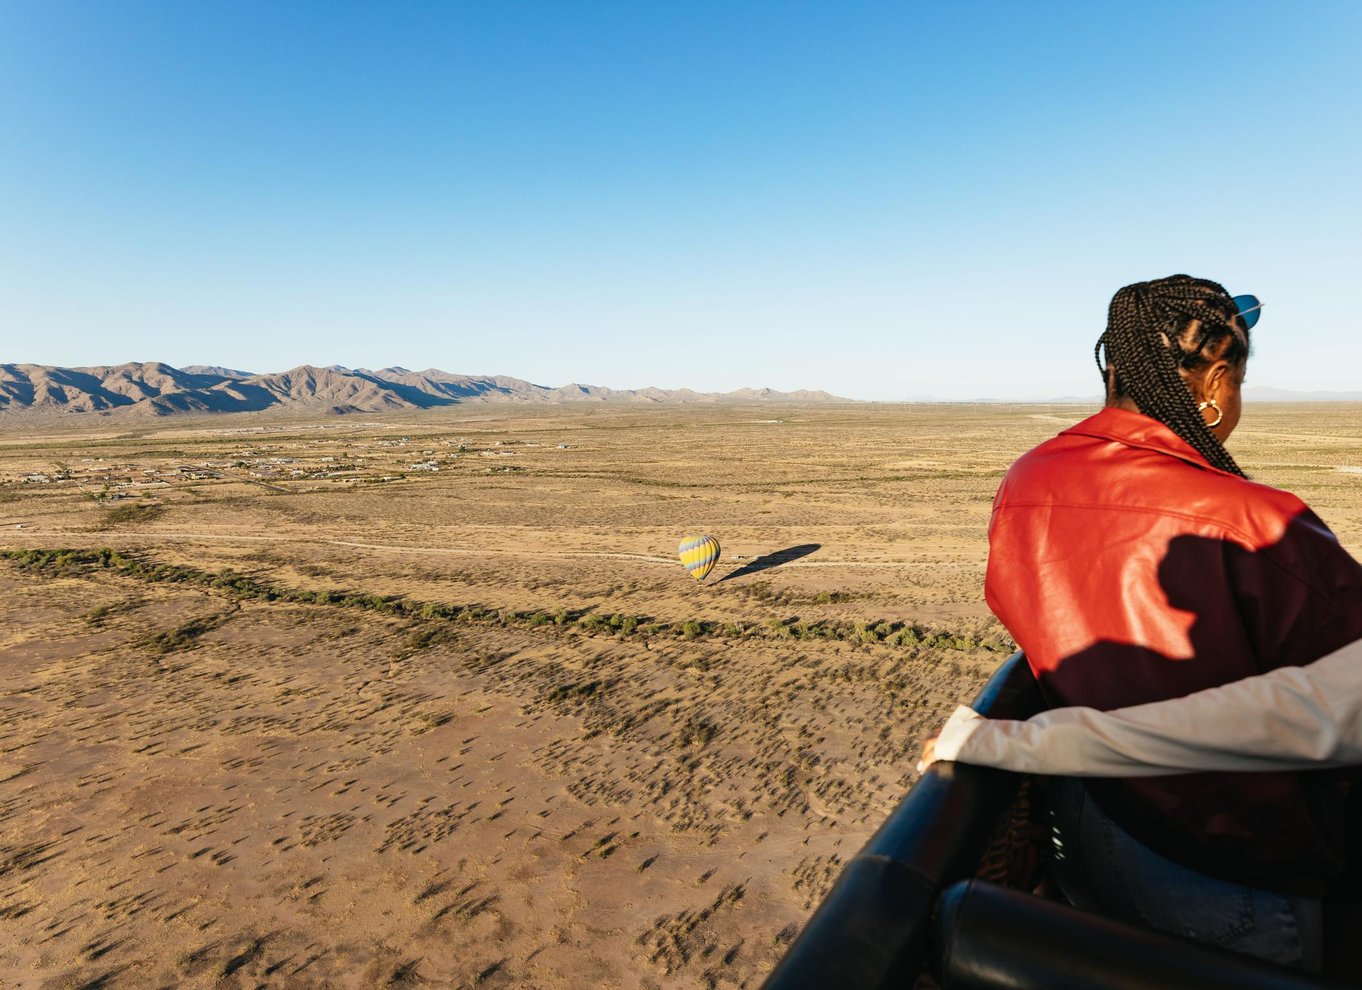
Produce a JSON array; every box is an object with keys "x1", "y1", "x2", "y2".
[{"x1": 4, "y1": 432, "x2": 578, "y2": 496}]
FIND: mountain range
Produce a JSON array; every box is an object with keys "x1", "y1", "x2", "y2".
[{"x1": 0, "y1": 363, "x2": 844, "y2": 416}]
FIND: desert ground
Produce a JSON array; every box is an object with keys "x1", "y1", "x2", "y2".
[{"x1": 2, "y1": 402, "x2": 1362, "y2": 990}]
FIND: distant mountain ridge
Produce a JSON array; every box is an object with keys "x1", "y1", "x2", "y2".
[{"x1": 0, "y1": 362, "x2": 845, "y2": 416}]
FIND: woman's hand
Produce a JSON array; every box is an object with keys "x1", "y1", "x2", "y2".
[
  {"x1": 917, "y1": 736, "x2": 939, "y2": 774},
  {"x1": 917, "y1": 706, "x2": 986, "y2": 772}
]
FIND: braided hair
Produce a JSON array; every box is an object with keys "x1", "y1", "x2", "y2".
[{"x1": 1094, "y1": 275, "x2": 1250, "y2": 477}]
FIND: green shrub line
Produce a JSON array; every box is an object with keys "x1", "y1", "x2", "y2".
[{"x1": 0, "y1": 547, "x2": 1014, "y2": 653}]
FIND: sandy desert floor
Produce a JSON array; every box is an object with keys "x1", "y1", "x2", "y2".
[{"x1": 2, "y1": 402, "x2": 1362, "y2": 989}]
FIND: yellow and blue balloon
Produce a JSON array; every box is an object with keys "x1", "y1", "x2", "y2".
[{"x1": 678, "y1": 535, "x2": 721, "y2": 582}]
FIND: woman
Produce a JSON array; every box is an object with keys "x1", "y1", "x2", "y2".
[{"x1": 951, "y1": 275, "x2": 1362, "y2": 972}]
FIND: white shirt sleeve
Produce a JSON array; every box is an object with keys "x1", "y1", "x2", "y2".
[{"x1": 930, "y1": 637, "x2": 1362, "y2": 777}]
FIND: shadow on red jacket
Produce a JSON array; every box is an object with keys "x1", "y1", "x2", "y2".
[{"x1": 986, "y1": 407, "x2": 1362, "y2": 895}]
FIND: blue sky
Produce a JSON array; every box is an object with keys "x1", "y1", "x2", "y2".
[{"x1": 2, "y1": 2, "x2": 1359, "y2": 400}]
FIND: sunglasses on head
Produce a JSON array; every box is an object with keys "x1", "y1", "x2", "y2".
[{"x1": 1231, "y1": 294, "x2": 1263, "y2": 331}]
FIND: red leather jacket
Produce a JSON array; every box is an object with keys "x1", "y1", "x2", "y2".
[{"x1": 985, "y1": 407, "x2": 1362, "y2": 894}]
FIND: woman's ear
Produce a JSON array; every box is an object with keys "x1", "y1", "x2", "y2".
[{"x1": 1199, "y1": 360, "x2": 1234, "y2": 404}]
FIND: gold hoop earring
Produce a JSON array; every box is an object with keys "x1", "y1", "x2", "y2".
[{"x1": 1198, "y1": 399, "x2": 1223, "y2": 429}]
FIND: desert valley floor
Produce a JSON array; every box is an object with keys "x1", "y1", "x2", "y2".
[{"x1": 3, "y1": 403, "x2": 1362, "y2": 989}]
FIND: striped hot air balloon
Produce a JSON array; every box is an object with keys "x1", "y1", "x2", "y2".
[{"x1": 678, "y1": 535, "x2": 721, "y2": 582}]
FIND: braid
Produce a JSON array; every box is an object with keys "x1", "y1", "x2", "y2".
[{"x1": 1094, "y1": 275, "x2": 1248, "y2": 477}]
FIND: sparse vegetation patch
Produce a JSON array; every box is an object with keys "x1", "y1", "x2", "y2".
[{"x1": 97, "y1": 502, "x2": 165, "y2": 529}]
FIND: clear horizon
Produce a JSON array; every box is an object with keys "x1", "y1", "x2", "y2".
[{"x1": 3, "y1": 2, "x2": 1360, "y2": 401}]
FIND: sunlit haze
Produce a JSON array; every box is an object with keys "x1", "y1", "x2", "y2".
[{"x1": 3, "y1": 2, "x2": 1359, "y2": 400}]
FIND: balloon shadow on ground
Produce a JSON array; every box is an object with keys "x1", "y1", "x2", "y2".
[{"x1": 716, "y1": 544, "x2": 821, "y2": 583}]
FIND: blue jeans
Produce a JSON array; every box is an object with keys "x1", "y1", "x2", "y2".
[{"x1": 1044, "y1": 777, "x2": 1324, "y2": 973}]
